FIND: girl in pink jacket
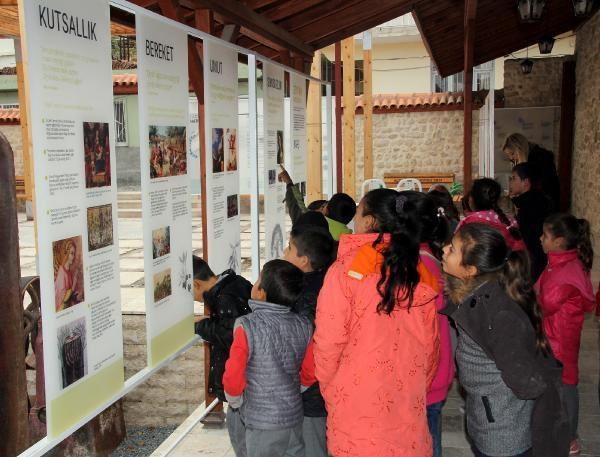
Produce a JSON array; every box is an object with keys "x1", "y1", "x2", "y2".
[
  {"x1": 313, "y1": 188, "x2": 440, "y2": 457},
  {"x1": 397, "y1": 191, "x2": 456, "y2": 457},
  {"x1": 536, "y1": 213, "x2": 595, "y2": 456}
]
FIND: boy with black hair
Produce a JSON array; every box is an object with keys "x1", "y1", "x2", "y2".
[
  {"x1": 278, "y1": 165, "x2": 356, "y2": 241},
  {"x1": 509, "y1": 162, "x2": 551, "y2": 281},
  {"x1": 224, "y1": 260, "x2": 312, "y2": 457},
  {"x1": 192, "y1": 255, "x2": 252, "y2": 403},
  {"x1": 283, "y1": 226, "x2": 333, "y2": 457}
]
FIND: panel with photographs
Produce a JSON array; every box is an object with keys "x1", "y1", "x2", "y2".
[
  {"x1": 57, "y1": 316, "x2": 88, "y2": 389},
  {"x1": 152, "y1": 226, "x2": 171, "y2": 260},
  {"x1": 149, "y1": 125, "x2": 187, "y2": 179},
  {"x1": 87, "y1": 204, "x2": 113, "y2": 252},
  {"x1": 84, "y1": 122, "x2": 111, "y2": 188},
  {"x1": 53, "y1": 236, "x2": 85, "y2": 313},
  {"x1": 153, "y1": 268, "x2": 172, "y2": 303},
  {"x1": 212, "y1": 128, "x2": 225, "y2": 173}
]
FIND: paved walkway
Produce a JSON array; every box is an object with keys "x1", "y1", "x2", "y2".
[{"x1": 15, "y1": 213, "x2": 600, "y2": 457}]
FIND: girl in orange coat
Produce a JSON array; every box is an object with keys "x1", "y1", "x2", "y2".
[{"x1": 313, "y1": 188, "x2": 440, "y2": 457}]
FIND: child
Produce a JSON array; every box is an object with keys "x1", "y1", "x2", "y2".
[
  {"x1": 441, "y1": 223, "x2": 569, "y2": 457},
  {"x1": 313, "y1": 188, "x2": 440, "y2": 457},
  {"x1": 398, "y1": 191, "x2": 454, "y2": 457},
  {"x1": 283, "y1": 224, "x2": 333, "y2": 457},
  {"x1": 536, "y1": 214, "x2": 595, "y2": 456},
  {"x1": 458, "y1": 178, "x2": 525, "y2": 251},
  {"x1": 428, "y1": 186, "x2": 460, "y2": 234},
  {"x1": 192, "y1": 256, "x2": 252, "y2": 403},
  {"x1": 510, "y1": 162, "x2": 552, "y2": 281},
  {"x1": 223, "y1": 260, "x2": 312, "y2": 457},
  {"x1": 278, "y1": 165, "x2": 355, "y2": 241}
]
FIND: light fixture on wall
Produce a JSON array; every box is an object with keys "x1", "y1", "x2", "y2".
[
  {"x1": 538, "y1": 36, "x2": 555, "y2": 54},
  {"x1": 572, "y1": 0, "x2": 595, "y2": 16},
  {"x1": 521, "y1": 46, "x2": 534, "y2": 74},
  {"x1": 517, "y1": 0, "x2": 547, "y2": 22}
]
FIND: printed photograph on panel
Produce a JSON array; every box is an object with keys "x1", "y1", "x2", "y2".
[
  {"x1": 152, "y1": 226, "x2": 171, "y2": 260},
  {"x1": 58, "y1": 316, "x2": 88, "y2": 389},
  {"x1": 268, "y1": 169, "x2": 276, "y2": 185},
  {"x1": 270, "y1": 223, "x2": 284, "y2": 259},
  {"x1": 300, "y1": 181, "x2": 306, "y2": 196},
  {"x1": 53, "y1": 236, "x2": 85, "y2": 312},
  {"x1": 226, "y1": 128, "x2": 237, "y2": 171},
  {"x1": 227, "y1": 194, "x2": 239, "y2": 219},
  {"x1": 87, "y1": 204, "x2": 113, "y2": 252},
  {"x1": 153, "y1": 268, "x2": 172, "y2": 302},
  {"x1": 212, "y1": 128, "x2": 225, "y2": 173},
  {"x1": 84, "y1": 122, "x2": 111, "y2": 188},
  {"x1": 149, "y1": 125, "x2": 187, "y2": 178},
  {"x1": 276, "y1": 130, "x2": 284, "y2": 165}
]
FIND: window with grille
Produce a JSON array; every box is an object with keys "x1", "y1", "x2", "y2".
[
  {"x1": 0, "y1": 103, "x2": 19, "y2": 109},
  {"x1": 113, "y1": 98, "x2": 128, "y2": 146},
  {"x1": 431, "y1": 61, "x2": 493, "y2": 93}
]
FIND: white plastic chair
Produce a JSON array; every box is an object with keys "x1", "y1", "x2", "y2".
[
  {"x1": 427, "y1": 182, "x2": 451, "y2": 192},
  {"x1": 361, "y1": 178, "x2": 386, "y2": 197},
  {"x1": 396, "y1": 178, "x2": 423, "y2": 192}
]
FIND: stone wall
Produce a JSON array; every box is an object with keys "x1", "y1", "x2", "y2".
[
  {"x1": 572, "y1": 11, "x2": 600, "y2": 258},
  {"x1": 0, "y1": 124, "x2": 23, "y2": 175},
  {"x1": 352, "y1": 109, "x2": 480, "y2": 196},
  {"x1": 121, "y1": 314, "x2": 204, "y2": 427},
  {"x1": 504, "y1": 57, "x2": 569, "y2": 108}
]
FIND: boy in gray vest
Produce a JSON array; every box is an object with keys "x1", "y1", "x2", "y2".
[{"x1": 223, "y1": 259, "x2": 313, "y2": 457}]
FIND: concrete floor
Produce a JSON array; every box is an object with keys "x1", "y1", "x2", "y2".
[{"x1": 15, "y1": 212, "x2": 600, "y2": 457}]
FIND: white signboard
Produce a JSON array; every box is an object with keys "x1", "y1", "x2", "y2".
[
  {"x1": 263, "y1": 62, "x2": 286, "y2": 261},
  {"x1": 203, "y1": 41, "x2": 242, "y2": 274},
  {"x1": 136, "y1": 15, "x2": 194, "y2": 367},
  {"x1": 21, "y1": 0, "x2": 124, "y2": 437},
  {"x1": 188, "y1": 96, "x2": 201, "y2": 195},
  {"x1": 289, "y1": 73, "x2": 307, "y2": 192}
]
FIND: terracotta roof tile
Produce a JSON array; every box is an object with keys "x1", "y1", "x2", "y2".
[
  {"x1": 351, "y1": 91, "x2": 493, "y2": 111},
  {"x1": 112, "y1": 73, "x2": 137, "y2": 86},
  {"x1": 0, "y1": 108, "x2": 19, "y2": 123}
]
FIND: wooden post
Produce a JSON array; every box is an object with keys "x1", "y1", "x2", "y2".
[
  {"x1": 462, "y1": 0, "x2": 477, "y2": 192},
  {"x1": 558, "y1": 60, "x2": 575, "y2": 211},
  {"x1": 334, "y1": 42, "x2": 343, "y2": 193},
  {"x1": 306, "y1": 51, "x2": 322, "y2": 203},
  {"x1": 341, "y1": 37, "x2": 355, "y2": 198},
  {"x1": 15, "y1": 40, "x2": 34, "y2": 222},
  {"x1": 362, "y1": 31, "x2": 373, "y2": 181}
]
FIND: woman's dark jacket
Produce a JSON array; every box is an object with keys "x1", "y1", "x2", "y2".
[
  {"x1": 528, "y1": 144, "x2": 560, "y2": 211},
  {"x1": 441, "y1": 280, "x2": 570, "y2": 457},
  {"x1": 194, "y1": 270, "x2": 252, "y2": 401}
]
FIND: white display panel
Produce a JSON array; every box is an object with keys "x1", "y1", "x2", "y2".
[
  {"x1": 203, "y1": 41, "x2": 242, "y2": 274},
  {"x1": 136, "y1": 14, "x2": 194, "y2": 367},
  {"x1": 262, "y1": 62, "x2": 286, "y2": 261},
  {"x1": 21, "y1": 0, "x2": 124, "y2": 437}
]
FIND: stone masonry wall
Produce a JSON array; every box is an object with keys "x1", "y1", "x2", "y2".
[
  {"x1": 572, "y1": 11, "x2": 600, "y2": 259},
  {"x1": 504, "y1": 57, "x2": 568, "y2": 108},
  {"x1": 0, "y1": 124, "x2": 23, "y2": 176},
  {"x1": 121, "y1": 314, "x2": 204, "y2": 427},
  {"x1": 352, "y1": 109, "x2": 480, "y2": 197}
]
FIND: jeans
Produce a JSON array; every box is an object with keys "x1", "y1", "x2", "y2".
[
  {"x1": 427, "y1": 401, "x2": 444, "y2": 457},
  {"x1": 563, "y1": 383, "x2": 579, "y2": 440},
  {"x1": 473, "y1": 448, "x2": 532, "y2": 457}
]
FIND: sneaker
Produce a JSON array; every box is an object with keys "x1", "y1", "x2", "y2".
[{"x1": 569, "y1": 440, "x2": 581, "y2": 456}]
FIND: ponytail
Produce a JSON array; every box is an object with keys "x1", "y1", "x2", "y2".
[
  {"x1": 470, "y1": 178, "x2": 522, "y2": 241},
  {"x1": 492, "y1": 202, "x2": 523, "y2": 241},
  {"x1": 545, "y1": 213, "x2": 594, "y2": 271},
  {"x1": 456, "y1": 224, "x2": 549, "y2": 355},
  {"x1": 500, "y1": 250, "x2": 549, "y2": 355},
  {"x1": 361, "y1": 189, "x2": 420, "y2": 314}
]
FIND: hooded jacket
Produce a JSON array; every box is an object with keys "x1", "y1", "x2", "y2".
[
  {"x1": 441, "y1": 280, "x2": 570, "y2": 457},
  {"x1": 314, "y1": 233, "x2": 439, "y2": 457},
  {"x1": 535, "y1": 249, "x2": 595, "y2": 385}
]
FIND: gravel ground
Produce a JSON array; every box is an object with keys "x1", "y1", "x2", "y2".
[{"x1": 111, "y1": 426, "x2": 177, "y2": 457}]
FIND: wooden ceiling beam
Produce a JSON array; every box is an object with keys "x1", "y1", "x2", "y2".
[
  {"x1": 241, "y1": 0, "x2": 281, "y2": 9},
  {"x1": 182, "y1": 0, "x2": 313, "y2": 56},
  {"x1": 260, "y1": 0, "x2": 329, "y2": 23}
]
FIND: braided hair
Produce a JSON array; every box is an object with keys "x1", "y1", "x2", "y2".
[{"x1": 470, "y1": 178, "x2": 522, "y2": 241}]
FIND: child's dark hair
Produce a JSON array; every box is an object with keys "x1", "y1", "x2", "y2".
[
  {"x1": 397, "y1": 191, "x2": 450, "y2": 260},
  {"x1": 429, "y1": 188, "x2": 459, "y2": 222},
  {"x1": 361, "y1": 188, "x2": 420, "y2": 314},
  {"x1": 456, "y1": 223, "x2": 549, "y2": 355},
  {"x1": 193, "y1": 255, "x2": 214, "y2": 281},
  {"x1": 513, "y1": 162, "x2": 540, "y2": 187},
  {"x1": 544, "y1": 213, "x2": 594, "y2": 271},
  {"x1": 290, "y1": 227, "x2": 333, "y2": 271},
  {"x1": 327, "y1": 193, "x2": 356, "y2": 225},
  {"x1": 307, "y1": 199, "x2": 327, "y2": 211},
  {"x1": 470, "y1": 178, "x2": 522, "y2": 241},
  {"x1": 259, "y1": 259, "x2": 304, "y2": 308}
]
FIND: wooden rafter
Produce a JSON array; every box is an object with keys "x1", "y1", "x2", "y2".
[{"x1": 180, "y1": 0, "x2": 313, "y2": 56}]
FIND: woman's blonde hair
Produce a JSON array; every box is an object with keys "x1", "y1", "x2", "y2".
[{"x1": 502, "y1": 133, "x2": 530, "y2": 162}]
